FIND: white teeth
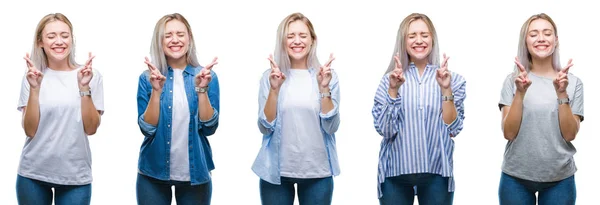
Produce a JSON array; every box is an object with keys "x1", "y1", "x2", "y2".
[
  {"x1": 53, "y1": 48, "x2": 65, "y2": 53},
  {"x1": 414, "y1": 47, "x2": 425, "y2": 51},
  {"x1": 170, "y1": 46, "x2": 182, "y2": 51},
  {"x1": 292, "y1": 47, "x2": 303, "y2": 52}
]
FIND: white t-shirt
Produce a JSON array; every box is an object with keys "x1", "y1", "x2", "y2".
[
  {"x1": 17, "y1": 67, "x2": 104, "y2": 185},
  {"x1": 279, "y1": 68, "x2": 331, "y2": 178},
  {"x1": 169, "y1": 69, "x2": 191, "y2": 181}
]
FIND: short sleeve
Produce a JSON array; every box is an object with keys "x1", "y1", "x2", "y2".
[
  {"x1": 570, "y1": 75, "x2": 584, "y2": 122},
  {"x1": 498, "y1": 73, "x2": 515, "y2": 111},
  {"x1": 17, "y1": 73, "x2": 29, "y2": 112},
  {"x1": 91, "y1": 69, "x2": 105, "y2": 115}
]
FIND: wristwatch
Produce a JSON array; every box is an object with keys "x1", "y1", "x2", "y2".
[
  {"x1": 320, "y1": 92, "x2": 331, "y2": 98},
  {"x1": 557, "y1": 97, "x2": 570, "y2": 105},
  {"x1": 195, "y1": 86, "x2": 208, "y2": 93},
  {"x1": 442, "y1": 94, "x2": 454, "y2": 101},
  {"x1": 80, "y1": 90, "x2": 91, "y2": 97}
]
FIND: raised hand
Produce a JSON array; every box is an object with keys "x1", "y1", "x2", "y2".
[
  {"x1": 195, "y1": 57, "x2": 218, "y2": 88},
  {"x1": 78, "y1": 52, "x2": 95, "y2": 89},
  {"x1": 268, "y1": 54, "x2": 286, "y2": 90},
  {"x1": 436, "y1": 53, "x2": 452, "y2": 90},
  {"x1": 514, "y1": 56, "x2": 532, "y2": 93},
  {"x1": 554, "y1": 59, "x2": 573, "y2": 94},
  {"x1": 317, "y1": 53, "x2": 335, "y2": 91},
  {"x1": 24, "y1": 53, "x2": 43, "y2": 89},
  {"x1": 389, "y1": 53, "x2": 405, "y2": 90},
  {"x1": 145, "y1": 57, "x2": 166, "y2": 92}
]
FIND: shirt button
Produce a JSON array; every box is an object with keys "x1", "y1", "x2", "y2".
[
  {"x1": 189, "y1": 145, "x2": 192, "y2": 149},
  {"x1": 170, "y1": 77, "x2": 173, "y2": 80},
  {"x1": 169, "y1": 106, "x2": 171, "y2": 109},
  {"x1": 167, "y1": 141, "x2": 170, "y2": 145},
  {"x1": 170, "y1": 90, "x2": 173, "y2": 93},
  {"x1": 168, "y1": 124, "x2": 171, "y2": 127},
  {"x1": 167, "y1": 160, "x2": 169, "y2": 164}
]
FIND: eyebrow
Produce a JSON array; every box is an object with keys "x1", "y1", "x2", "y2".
[
  {"x1": 407, "y1": 32, "x2": 430, "y2": 35},
  {"x1": 287, "y1": 32, "x2": 308, "y2": 35},
  {"x1": 45, "y1": 32, "x2": 70, "y2": 35},
  {"x1": 528, "y1": 29, "x2": 553, "y2": 33}
]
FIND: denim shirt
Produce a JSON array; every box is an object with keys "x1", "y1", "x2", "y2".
[
  {"x1": 252, "y1": 67, "x2": 341, "y2": 184},
  {"x1": 136, "y1": 64, "x2": 220, "y2": 185}
]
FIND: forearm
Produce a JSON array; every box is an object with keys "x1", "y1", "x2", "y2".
[
  {"x1": 320, "y1": 87, "x2": 333, "y2": 114},
  {"x1": 198, "y1": 92, "x2": 214, "y2": 121},
  {"x1": 503, "y1": 91, "x2": 525, "y2": 140},
  {"x1": 23, "y1": 88, "x2": 41, "y2": 138},
  {"x1": 143, "y1": 90, "x2": 161, "y2": 125},
  {"x1": 264, "y1": 89, "x2": 279, "y2": 123},
  {"x1": 441, "y1": 88, "x2": 457, "y2": 124},
  {"x1": 557, "y1": 92, "x2": 579, "y2": 141},
  {"x1": 81, "y1": 95, "x2": 100, "y2": 135}
]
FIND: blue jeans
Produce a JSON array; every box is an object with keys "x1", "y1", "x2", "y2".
[
  {"x1": 136, "y1": 173, "x2": 212, "y2": 205},
  {"x1": 16, "y1": 175, "x2": 92, "y2": 205},
  {"x1": 499, "y1": 172, "x2": 576, "y2": 205},
  {"x1": 379, "y1": 173, "x2": 453, "y2": 205},
  {"x1": 260, "y1": 176, "x2": 334, "y2": 205}
]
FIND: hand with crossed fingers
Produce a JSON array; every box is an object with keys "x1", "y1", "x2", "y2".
[
  {"x1": 144, "y1": 57, "x2": 166, "y2": 92},
  {"x1": 317, "y1": 53, "x2": 336, "y2": 91},
  {"x1": 268, "y1": 54, "x2": 286, "y2": 90},
  {"x1": 389, "y1": 52, "x2": 405, "y2": 90},
  {"x1": 196, "y1": 57, "x2": 219, "y2": 88},
  {"x1": 24, "y1": 53, "x2": 43, "y2": 89},
  {"x1": 554, "y1": 59, "x2": 574, "y2": 95},
  {"x1": 78, "y1": 52, "x2": 96, "y2": 89},
  {"x1": 513, "y1": 57, "x2": 532, "y2": 93},
  {"x1": 436, "y1": 53, "x2": 451, "y2": 90}
]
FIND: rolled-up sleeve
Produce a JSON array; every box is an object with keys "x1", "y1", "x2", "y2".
[
  {"x1": 137, "y1": 71, "x2": 158, "y2": 138},
  {"x1": 320, "y1": 70, "x2": 341, "y2": 135},
  {"x1": 258, "y1": 70, "x2": 276, "y2": 135},
  {"x1": 198, "y1": 70, "x2": 220, "y2": 137},
  {"x1": 444, "y1": 74, "x2": 466, "y2": 137},
  {"x1": 373, "y1": 74, "x2": 403, "y2": 140}
]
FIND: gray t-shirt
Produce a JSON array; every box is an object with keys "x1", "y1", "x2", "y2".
[{"x1": 499, "y1": 72, "x2": 584, "y2": 182}]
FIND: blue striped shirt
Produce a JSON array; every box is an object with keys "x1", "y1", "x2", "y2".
[{"x1": 372, "y1": 63, "x2": 466, "y2": 198}]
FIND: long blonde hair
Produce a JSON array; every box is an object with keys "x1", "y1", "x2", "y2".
[
  {"x1": 515, "y1": 13, "x2": 561, "y2": 74},
  {"x1": 149, "y1": 13, "x2": 200, "y2": 74},
  {"x1": 30, "y1": 13, "x2": 80, "y2": 71},
  {"x1": 273, "y1": 12, "x2": 321, "y2": 74},
  {"x1": 385, "y1": 13, "x2": 440, "y2": 74}
]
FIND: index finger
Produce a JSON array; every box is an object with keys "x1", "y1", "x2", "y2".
[
  {"x1": 442, "y1": 53, "x2": 449, "y2": 69},
  {"x1": 324, "y1": 53, "x2": 336, "y2": 67},
  {"x1": 514, "y1": 57, "x2": 526, "y2": 73},
  {"x1": 205, "y1": 56, "x2": 219, "y2": 70},
  {"x1": 145, "y1": 57, "x2": 156, "y2": 71},
  {"x1": 268, "y1": 54, "x2": 279, "y2": 71},
  {"x1": 562, "y1": 59, "x2": 573, "y2": 73},
  {"x1": 393, "y1": 54, "x2": 401, "y2": 69}
]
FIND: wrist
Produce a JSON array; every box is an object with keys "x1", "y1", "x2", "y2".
[
  {"x1": 79, "y1": 85, "x2": 90, "y2": 91},
  {"x1": 556, "y1": 92, "x2": 568, "y2": 99},
  {"x1": 515, "y1": 90, "x2": 526, "y2": 98},
  {"x1": 319, "y1": 87, "x2": 330, "y2": 94},
  {"x1": 441, "y1": 88, "x2": 453, "y2": 96}
]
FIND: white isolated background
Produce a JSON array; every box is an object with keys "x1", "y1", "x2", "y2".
[{"x1": 0, "y1": 0, "x2": 597, "y2": 204}]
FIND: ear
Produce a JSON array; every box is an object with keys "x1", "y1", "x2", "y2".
[{"x1": 555, "y1": 35, "x2": 559, "y2": 47}]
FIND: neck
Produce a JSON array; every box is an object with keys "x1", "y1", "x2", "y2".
[
  {"x1": 47, "y1": 58, "x2": 73, "y2": 71},
  {"x1": 530, "y1": 56, "x2": 555, "y2": 75},
  {"x1": 412, "y1": 58, "x2": 428, "y2": 72},
  {"x1": 291, "y1": 58, "x2": 308, "y2": 69},
  {"x1": 167, "y1": 56, "x2": 187, "y2": 70}
]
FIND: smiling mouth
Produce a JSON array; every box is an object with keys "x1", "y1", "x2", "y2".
[
  {"x1": 52, "y1": 47, "x2": 66, "y2": 53},
  {"x1": 169, "y1": 46, "x2": 183, "y2": 52},
  {"x1": 412, "y1": 46, "x2": 427, "y2": 52},
  {"x1": 534, "y1": 45, "x2": 549, "y2": 50},
  {"x1": 291, "y1": 47, "x2": 304, "y2": 53}
]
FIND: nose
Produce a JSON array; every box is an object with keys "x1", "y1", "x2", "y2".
[
  {"x1": 55, "y1": 37, "x2": 64, "y2": 45},
  {"x1": 293, "y1": 36, "x2": 301, "y2": 44},
  {"x1": 415, "y1": 36, "x2": 424, "y2": 44}
]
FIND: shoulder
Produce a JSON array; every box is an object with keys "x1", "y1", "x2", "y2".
[{"x1": 567, "y1": 73, "x2": 582, "y2": 84}]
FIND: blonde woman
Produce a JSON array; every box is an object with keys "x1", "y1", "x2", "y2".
[
  {"x1": 16, "y1": 13, "x2": 103, "y2": 205},
  {"x1": 252, "y1": 12, "x2": 341, "y2": 205},
  {"x1": 498, "y1": 13, "x2": 582, "y2": 205},
  {"x1": 135, "y1": 13, "x2": 220, "y2": 204},
  {"x1": 372, "y1": 13, "x2": 466, "y2": 205}
]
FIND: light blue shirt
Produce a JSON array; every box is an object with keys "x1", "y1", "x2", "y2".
[
  {"x1": 252, "y1": 67, "x2": 341, "y2": 184},
  {"x1": 372, "y1": 63, "x2": 466, "y2": 198}
]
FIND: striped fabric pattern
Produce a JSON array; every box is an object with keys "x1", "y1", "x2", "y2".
[{"x1": 372, "y1": 63, "x2": 466, "y2": 198}]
